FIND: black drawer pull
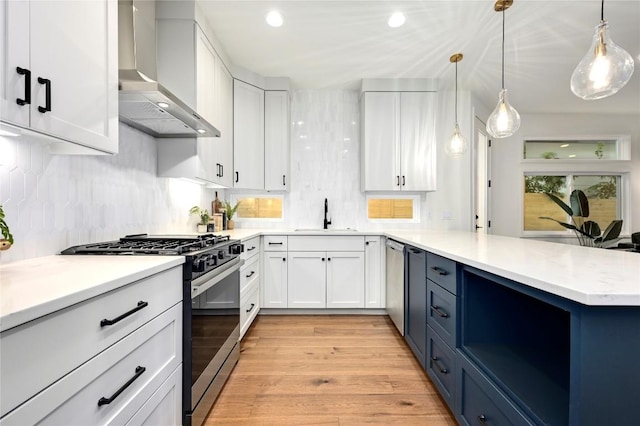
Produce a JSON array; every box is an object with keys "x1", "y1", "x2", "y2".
[
  {"x1": 245, "y1": 270, "x2": 255, "y2": 278},
  {"x1": 431, "y1": 356, "x2": 448, "y2": 374},
  {"x1": 430, "y1": 266, "x2": 448, "y2": 276},
  {"x1": 430, "y1": 305, "x2": 449, "y2": 318},
  {"x1": 477, "y1": 414, "x2": 487, "y2": 425},
  {"x1": 100, "y1": 301, "x2": 148, "y2": 327},
  {"x1": 246, "y1": 303, "x2": 256, "y2": 313},
  {"x1": 37, "y1": 77, "x2": 51, "y2": 113},
  {"x1": 98, "y1": 366, "x2": 145, "y2": 406},
  {"x1": 247, "y1": 246, "x2": 256, "y2": 251},
  {"x1": 16, "y1": 67, "x2": 31, "y2": 105},
  {"x1": 269, "y1": 242, "x2": 283, "y2": 245}
]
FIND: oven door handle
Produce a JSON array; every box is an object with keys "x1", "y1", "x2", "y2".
[{"x1": 191, "y1": 257, "x2": 244, "y2": 298}]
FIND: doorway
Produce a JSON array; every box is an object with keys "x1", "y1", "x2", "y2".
[{"x1": 473, "y1": 115, "x2": 490, "y2": 233}]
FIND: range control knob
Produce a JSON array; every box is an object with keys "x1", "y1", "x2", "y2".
[
  {"x1": 230, "y1": 244, "x2": 244, "y2": 255},
  {"x1": 192, "y1": 258, "x2": 205, "y2": 272},
  {"x1": 217, "y1": 251, "x2": 225, "y2": 260}
]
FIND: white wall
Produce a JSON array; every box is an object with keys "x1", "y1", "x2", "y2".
[
  {"x1": 0, "y1": 124, "x2": 215, "y2": 263},
  {"x1": 489, "y1": 113, "x2": 640, "y2": 240}
]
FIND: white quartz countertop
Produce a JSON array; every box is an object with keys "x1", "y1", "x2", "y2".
[
  {"x1": 222, "y1": 228, "x2": 640, "y2": 306},
  {"x1": 0, "y1": 255, "x2": 184, "y2": 332}
]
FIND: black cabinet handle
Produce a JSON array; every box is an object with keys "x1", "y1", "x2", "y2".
[
  {"x1": 98, "y1": 366, "x2": 146, "y2": 406},
  {"x1": 16, "y1": 67, "x2": 31, "y2": 105},
  {"x1": 269, "y1": 242, "x2": 283, "y2": 245},
  {"x1": 100, "y1": 301, "x2": 148, "y2": 327},
  {"x1": 402, "y1": 175, "x2": 406, "y2": 186},
  {"x1": 282, "y1": 257, "x2": 286, "y2": 261},
  {"x1": 282, "y1": 175, "x2": 286, "y2": 186},
  {"x1": 235, "y1": 171, "x2": 239, "y2": 183},
  {"x1": 321, "y1": 257, "x2": 325, "y2": 261},
  {"x1": 327, "y1": 257, "x2": 331, "y2": 261},
  {"x1": 247, "y1": 246, "x2": 256, "y2": 251},
  {"x1": 365, "y1": 241, "x2": 369, "y2": 245},
  {"x1": 430, "y1": 305, "x2": 449, "y2": 318},
  {"x1": 477, "y1": 414, "x2": 487, "y2": 425},
  {"x1": 37, "y1": 77, "x2": 51, "y2": 113},
  {"x1": 396, "y1": 176, "x2": 400, "y2": 186},
  {"x1": 430, "y1": 266, "x2": 448, "y2": 276},
  {"x1": 431, "y1": 356, "x2": 448, "y2": 374},
  {"x1": 246, "y1": 303, "x2": 255, "y2": 313},
  {"x1": 245, "y1": 270, "x2": 255, "y2": 278}
]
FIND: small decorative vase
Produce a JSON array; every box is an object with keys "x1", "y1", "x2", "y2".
[
  {"x1": 0, "y1": 239, "x2": 11, "y2": 251},
  {"x1": 197, "y1": 224, "x2": 207, "y2": 233},
  {"x1": 227, "y1": 219, "x2": 234, "y2": 230}
]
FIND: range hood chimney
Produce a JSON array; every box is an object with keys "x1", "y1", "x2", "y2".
[{"x1": 118, "y1": 0, "x2": 220, "y2": 138}]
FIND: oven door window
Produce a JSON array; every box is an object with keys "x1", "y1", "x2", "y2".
[{"x1": 191, "y1": 271, "x2": 240, "y2": 386}]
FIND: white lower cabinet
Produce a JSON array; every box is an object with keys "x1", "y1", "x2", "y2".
[
  {"x1": 326, "y1": 252, "x2": 365, "y2": 308},
  {"x1": 364, "y1": 236, "x2": 385, "y2": 308},
  {"x1": 1, "y1": 304, "x2": 182, "y2": 425},
  {"x1": 125, "y1": 365, "x2": 182, "y2": 426},
  {"x1": 239, "y1": 237, "x2": 261, "y2": 339},
  {"x1": 262, "y1": 251, "x2": 288, "y2": 308},
  {"x1": 287, "y1": 251, "x2": 327, "y2": 308}
]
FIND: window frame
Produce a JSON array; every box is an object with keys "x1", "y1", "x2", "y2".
[
  {"x1": 522, "y1": 134, "x2": 631, "y2": 162},
  {"x1": 366, "y1": 194, "x2": 421, "y2": 224}
]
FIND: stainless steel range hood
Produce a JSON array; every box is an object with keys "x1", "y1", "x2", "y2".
[{"x1": 118, "y1": 0, "x2": 220, "y2": 138}]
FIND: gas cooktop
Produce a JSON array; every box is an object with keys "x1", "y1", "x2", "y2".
[{"x1": 61, "y1": 233, "x2": 232, "y2": 256}]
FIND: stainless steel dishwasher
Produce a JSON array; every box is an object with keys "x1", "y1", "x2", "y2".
[{"x1": 386, "y1": 239, "x2": 405, "y2": 335}]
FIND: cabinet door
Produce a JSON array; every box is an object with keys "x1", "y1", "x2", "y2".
[
  {"x1": 364, "y1": 236, "x2": 384, "y2": 308},
  {"x1": 0, "y1": 0, "x2": 30, "y2": 128},
  {"x1": 400, "y1": 92, "x2": 436, "y2": 191},
  {"x1": 405, "y1": 246, "x2": 427, "y2": 368},
  {"x1": 326, "y1": 251, "x2": 365, "y2": 308},
  {"x1": 287, "y1": 251, "x2": 326, "y2": 308},
  {"x1": 361, "y1": 92, "x2": 400, "y2": 191},
  {"x1": 264, "y1": 90, "x2": 290, "y2": 191},
  {"x1": 214, "y1": 63, "x2": 234, "y2": 187},
  {"x1": 233, "y1": 79, "x2": 264, "y2": 189},
  {"x1": 262, "y1": 252, "x2": 288, "y2": 308},
  {"x1": 29, "y1": 0, "x2": 118, "y2": 153},
  {"x1": 196, "y1": 26, "x2": 217, "y2": 126}
]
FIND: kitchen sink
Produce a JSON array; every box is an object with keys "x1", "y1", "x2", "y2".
[{"x1": 293, "y1": 228, "x2": 358, "y2": 232}]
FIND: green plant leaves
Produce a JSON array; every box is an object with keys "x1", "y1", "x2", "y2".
[
  {"x1": 544, "y1": 193, "x2": 573, "y2": 216},
  {"x1": 570, "y1": 190, "x2": 589, "y2": 217},
  {"x1": 580, "y1": 221, "x2": 601, "y2": 237},
  {"x1": 600, "y1": 220, "x2": 623, "y2": 242},
  {"x1": 538, "y1": 217, "x2": 578, "y2": 231}
]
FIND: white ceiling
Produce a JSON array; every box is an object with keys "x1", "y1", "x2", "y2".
[{"x1": 197, "y1": 0, "x2": 640, "y2": 115}]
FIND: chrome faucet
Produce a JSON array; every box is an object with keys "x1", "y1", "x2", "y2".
[{"x1": 323, "y1": 198, "x2": 332, "y2": 229}]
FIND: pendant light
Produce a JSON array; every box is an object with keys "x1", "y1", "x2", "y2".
[
  {"x1": 486, "y1": 0, "x2": 520, "y2": 139},
  {"x1": 445, "y1": 53, "x2": 466, "y2": 157},
  {"x1": 570, "y1": 0, "x2": 634, "y2": 100}
]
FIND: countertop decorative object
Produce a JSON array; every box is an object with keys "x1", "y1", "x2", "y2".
[
  {"x1": 0, "y1": 205, "x2": 14, "y2": 251},
  {"x1": 189, "y1": 205, "x2": 211, "y2": 233}
]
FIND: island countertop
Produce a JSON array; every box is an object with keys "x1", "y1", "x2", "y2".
[{"x1": 221, "y1": 228, "x2": 640, "y2": 306}]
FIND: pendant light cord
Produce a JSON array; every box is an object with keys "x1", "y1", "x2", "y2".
[
  {"x1": 601, "y1": 0, "x2": 604, "y2": 21},
  {"x1": 501, "y1": 8, "x2": 505, "y2": 90},
  {"x1": 455, "y1": 60, "x2": 459, "y2": 124}
]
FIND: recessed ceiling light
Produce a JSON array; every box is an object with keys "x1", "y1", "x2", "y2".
[
  {"x1": 157, "y1": 102, "x2": 169, "y2": 109},
  {"x1": 388, "y1": 12, "x2": 406, "y2": 28},
  {"x1": 197, "y1": 129, "x2": 206, "y2": 134},
  {"x1": 266, "y1": 11, "x2": 283, "y2": 27},
  {"x1": 568, "y1": 154, "x2": 576, "y2": 158},
  {"x1": 560, "y1": 143, "x2": 569, "y2": 148}
]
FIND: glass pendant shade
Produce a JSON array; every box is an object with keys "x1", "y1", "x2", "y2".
[
  {"x1": 486, "y1": 89, "x2": 520, "y2": 138},
  {"x1": 445, "y1": 123, "x2": 466, "y2": 157},
  {"x1": 570, "y1": 21, "x2": 635, "y2": 100}
]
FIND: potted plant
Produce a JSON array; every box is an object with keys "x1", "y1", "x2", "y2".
[
  {"x1": 189, "y1": 206, "x2": 211, "y2": 233},
  {"x1": 539, "y1": 189, "x2": 623, "y2": 248},
  {"x1": 223, "y1": 200, "x2": 240, "y2": 230},
  {"x1": 0, "y1": 204, "x2": 14, "y2": 251}
]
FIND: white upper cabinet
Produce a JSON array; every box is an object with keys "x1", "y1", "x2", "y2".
[
  {"x1": 0, "y1": 0, "x2": 118, "y2": 154},
  {"x1": 213, "y1": 63, "x2": 234, "y2": 187},
  {"x1": 361, "y1": 91, "x2": 436, "y2": 191},
  {"x1": 264, "y1": 91, "x2": 290, "y2": 191},
  {"x1": 233, "y1": 79, "x2": 265, "y2": 189}
]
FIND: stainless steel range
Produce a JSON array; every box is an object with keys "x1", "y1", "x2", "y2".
[{"x1": 62, "y1": 233, "x2": 244, "y2": 426}]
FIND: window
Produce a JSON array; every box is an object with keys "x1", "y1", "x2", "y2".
[
  {"x1": 524, "y1": 174, "x2": 623, "y2": 233},
  {"x1": 367, "y1": 195, "x2": 420, "y2": 222},
  {"x1": 523, "y1": 136, "x2": 630, "y2": 161},
  {"x1": 232, "y1": 195, "x2": 283, "y2": 221}
]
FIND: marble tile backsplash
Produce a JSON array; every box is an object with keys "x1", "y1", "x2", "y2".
[{"x1": 0, "y1": 124, "x2": 214, "y2": 263}]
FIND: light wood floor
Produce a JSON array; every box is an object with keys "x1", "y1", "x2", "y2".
[{"x1": 205, "y1": 315, "x2": 457, "y2": 425}]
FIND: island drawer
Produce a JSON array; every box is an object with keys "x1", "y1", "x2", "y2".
[
  {"x1": 426, "y1": 252, "x2": 457, "y2": 294},
  {"x1": 240, "y1": 280, "x2": 259, "y2": 339},
  {"x1": 263, "y1": 235, "x2": 288, "y2": 251},
  {"x1": 457, "y1": 353, "x2": 534, "y2": 426},
  {"x1": 240, "y1": 255, "x2": 260, "y2": 296},
  {"x1": 427, "y1": 279, "x2": 457, "y2": 348},
  {"x1": 0, "y1": 266, "x2": 182, "y2": 417},
  {"x1": 241, "y1": 236, "x2": 260, "y2": 261},
  {"x1": 426, "y1": 325, "x2": 456, "y2": 410}
]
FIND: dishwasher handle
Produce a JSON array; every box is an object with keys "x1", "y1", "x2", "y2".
[{"x1": 386, "y1": 240, "x2": 405, "y2": 252}]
